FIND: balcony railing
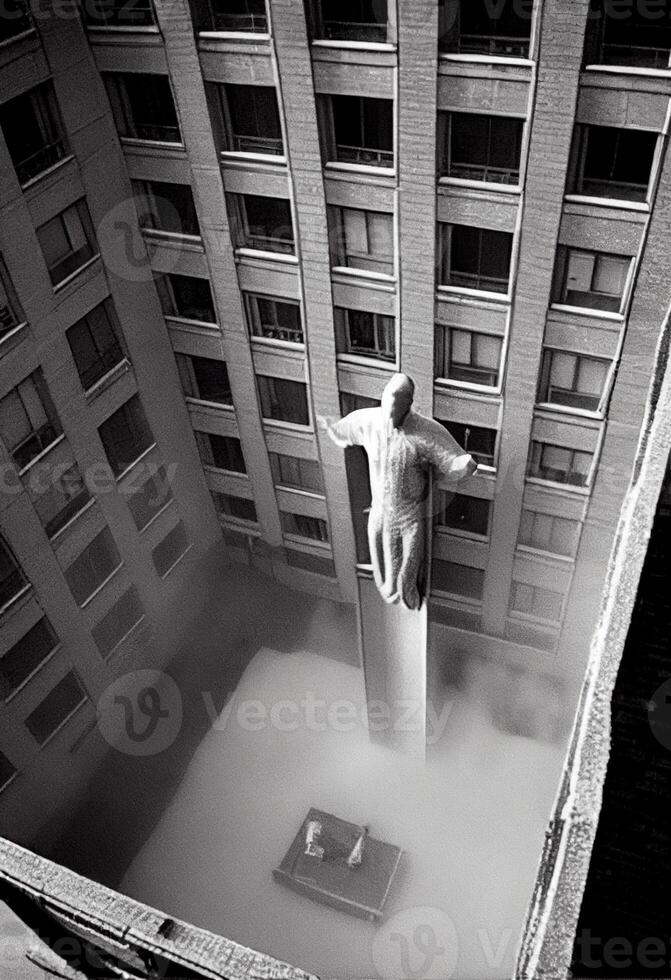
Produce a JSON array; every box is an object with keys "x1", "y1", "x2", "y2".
[
  {"x1": 600, "y1": 42, "x2": 670, "y2": 69},
  {"x1": 323, "y1": 19, "x2": 386, "y2": 42},
  {"x1": 443, "y1": 33, "x2": 530, "y2": 57},
  {"x1": 12, "y1": 422, "x2": 60, "y2": 470},
  {"x1": 0, "y1": 5, "x2": 31, "y2": 43},
  {"x1": 336, "y1": 144, "x2": 393, "y2": 168},
  {"x1": 232, "y1": 134, "x2": 283, "y2": 155},
  {"x1": 132, "y1": 122, "x2": 181, "y2": 143},
  {"x1": 211, "y1": 11, "x2": 268, "y2": 32},
  {"x1": 243, "y1": 233, "x2": 295, "y2": 254},
  {"x1": 16, "y1": 139, "x2": 68, "y2": 185},
  {"x1": 446, "y1": 161, "x2": 519, "y2": 185},
  {"x1": 447, "y1": 270, "x2": 509, "y2": 293}
]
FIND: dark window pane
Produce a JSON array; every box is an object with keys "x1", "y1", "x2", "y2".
[
  {"x1": 0, "y1": 538, "x2": 27, "y2": 609},
  {"x1": 213, "y1": 492, "x2": 257, "y2": 522},
  {"x1": 156, "y1": 273, "x2": 215, "y2": 322},
  {"x1": 0, "y1": 617, "x2": 58, "y2": 699},
  {"x1": 196, "y1": 432, "x2": 246, "y2": 472},
  {"x1": 286, "y1": 549, "x2": 336, "y2": 577},
  {"x1": 331, "y1": 96, "x2": 394, "y2": 167},
  {"x1": 64, "y1": 527, "x2": 121, "y2": 605},
  {"x1": 225, "y1": 84, "x2": 283, "y2": 154},
  {"x1": 83, "y1": 0, "x2": 154, "y2": 26},
  {"x1": 152, "y1": 521, "x2": 189, "y2": 576},
  {"x1": 92, "y1": 587, "x2": 144, "y2": 657},
  {"x1": 127, "y1": 465, "x2": 173, "y2": 530},
  {"x1": 98, "y1": 395, "x2": 153, "y2": 477},
  {"x1": 0, "y1": 82, "x2": 67, "y2": 185},
  {"x1": 437, "y1": 493, "x2": 490, "y2": 535},
  {"x1": 25, "y1": 671, "x2": 85, "y2": 744},
  {"x1": 240, "y1": 194, "x2": 294, "y2": 252},
  {"x1": 258, "y1": 376, "x2": 309, "y2": 425},
  {"x1": 0, "y1": 751, "x2": 16, "y2": 790},
  {"x1": 431, "y1": 559, "x2": 485, "y2": 599},
  {"x1": 439, "y1": 420, "x2": 497, "y2": 467},
  {"x1": 67, "y1": 299, "x2": 125, "y2": 390}
]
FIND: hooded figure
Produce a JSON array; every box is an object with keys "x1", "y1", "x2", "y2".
[{"x1": 323, "y1": 374, "x2": 478, "y2": 611}]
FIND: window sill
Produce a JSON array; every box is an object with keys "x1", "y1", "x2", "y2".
[
  {"x1": 85, "y1": 25, "x2": 160, "y2": 35},
  {"x1": 79, "y1": 564, "x2": 124, "y2": 609},
  {"x1": 20, "y1": 154, "x2": 75, "y2": 194},
  {"x1": 115, "y1": 443, "x2": 158, "y2": 484},
  {"x1": 437, "y1": 284, "x2": 511, "y2": 303},
  {"x1": 438, "y1": 52, "x2": 533, "y2": 68},
  {"x1": 0, "y1": 584, "x2": 34, "y2": 622},
  {"x1": 0, "y1": 770, "x2": 19, "y2": 795},
  {"x1": 0, "y1": 28, "x2": 35, "y2": 51},
  {"x1": 36, "y1": 697, "x2": 88, "y2": 751},
  {"x1": 437, "y1": 176, "x2": 522, "y2": 195},
  {"x1": 84, "y1": 358, "x2": 132, "y2": 403},
  {"x1": 18, "y1": 433, "x2": 66, "y2": 478},
  {"x1": 49, "y1": 497, "x2": 98, "y2": 546},
  {"x1": 220, "y1": 150, "x2": 287, "y2": 166},
  {"x1": 507, "y1": 610, "x2": 562, "y2": 629},
  {"x1": 52, "y1": 254, "x2": 102, "y2": 294},
  {"x1": 434, "y1": 377, "x2": 502, "y2": 397},
  {"x1": 525, "y1": 476, "x2": 590, "y2": 496},
  {"x1": 275, "y1": 485, "x2": 325, "y2": 502},
  {"x1": 198, "y1": 29, "x2": 270, "y2": 42},
  {"x1": 250, "y1": 336, "x2": 305, "y2": 353},
  {"x1": 583, "y1": 63, "x2": 671, "y2": 79},
  {"x1": 3, "y1": 643, "x2": 63, "y2": 706},
  {"x1": 185, "y1": 395, "x2": 235, "y2": 412},
  {"x1": 325, "y1": 161, "x2": 396, "y2": 179},
  {"x1": 563, "y1": 193, "x2": 650, "y2": 214},
  {"x1": 429, "y1": 588, "x2": 483, "y2": 608},
  {"x1": 138, "y1": 498, "x2": 175, "y2": 536},
  {"x1": 516, "y1": 544, "x2": 575, "y2": 565},
  {"x1": 158, "y1": 543, "x2": 193, "y2": 580},
  {"x1": 235, "y1": 247, "x2": 298, "y2": 265},
  {"x1": 434, "y1": 526, "x2": 489, "y2": 544},
  {"x1": 165, "y1": 314, "x2": 219, "y2": 331},
  {"x1": 549, "y1": 303, "x2": 624, "y2": 323},
  {"x1": 535, "y1": 400, "x2": 605, "y2": 423},
  {"x1": 120, "y1": 137, "x2": 186, "y2": 151},
  {"x1": 102, "y1": 614, "x2": 147, "y2": 662},
  {"x1": 311, "y1": 39, "x2": 396, "y2": 53},
  {"x1": 218, "y1": 515, "x2": 259, "y2": 533},
  {"x1": 0, "y1": 321, "x2": 29, "y2": 358},
  {"x1": 142, "y1": 229, "x2": 204, "y2": 251},
  {"x1": 282, "y1": 535, "x2": 332, "y2": 553},
  {"x1": 331, "y1": 265, "x2": 396, "y2": 286},
  {"x1": 262, "y1": 419, "x2": 312, "y2": 433},
  {"x1": 336, "y1": 353, "x2": 397, "y2": 370}
]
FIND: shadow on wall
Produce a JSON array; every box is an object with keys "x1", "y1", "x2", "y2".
[{"x1": 431, "y1": 646, "x2": 570, "y2": 746}]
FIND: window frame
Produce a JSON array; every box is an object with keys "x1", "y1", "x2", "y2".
[
  {"x1": 551, "y1": 246, "x2": 632, "y2": 317},
  {"x1": 0, "y1": 81, "x2": 69, "y2": 187},
  {"x1": 280, "y1": 510, "x2": 330, "y2": 544},
  {"x1": 517, "y1": 508, "x2": 581, "y2": 561},
  {"x1": 216, "y1": 82, "x2": 284, "y2": 157},
  {"x1": 335, "y1": 307, "x2": 396, "y2": 362},
  {"x1": 435, "y1": 492, "x2": 491, "y2": 539},
  {"x1": 176, "y1": 353, "x2": 233, "y2": 407},
  {"x1": 194, "y1": 0, "x2": 269, "y2": 34},
  {"x1": 324, "y1": 94, "x2": 395, "y2": 171},
  {"x1": 430, "y1": 558, "x2": 485, "y2": 604},
  {"x1": 154, "y1": 272, "x2": 217, "y2": 324},
  {"x1": 64, "y1": 526, "x2": 123, "y2": 607},
  {"x1": 537, "y1": 348, "x2": 612, "y2": 416},
  {"x1": 24, "y1": 670, "x2": 87, "y2": 747},
  {"x1": 0, "y1": 536, "x2": 30, "y2": 614},
  {"x1": 0, "y1": 253, "x2": 26, "y2": 342},
  {"x1": 437, "y1": 222, "x2": 513, "y2": 296},
  {"x1": 66, "y1": 298, "x2": 127, "y2": 393},
  {"x1": 509, "y1": 580, "x2": 566, "y2": 625},
  {"x1": 438, "y1": 110, "x2": 524, "y2": 187},
  {"x1": 152, "y1": 520, "x2": 190, "y2": 578},
  {"x1": 567, "y1": 124, "x2": 661, "y2": 206},
  {"x1": 328, "y1": 205, "x2": 395, "y2": 277},
  {"x1": 244, "y1": 293, "x2": 304, "y2": 345},
  {"x1": 98, "y1": 394, "x2": 155, "y2": 480},
  {"x1": 232, "y1": 193, "x2": 296, "y2": 256},
  {"x1": 257, "y1": 375, "x2": 311, "y2": 428},
  {"x1": 269, "y1": 452, "x2": 324, "y2": 494},
  {"x1": 36, "y1": 199, "x2": 98, "y2": 288},
  {"x1": 528, "y1": 440, "x2": 596, "y2": 490},
  {"x1": 0, "y1": 616, "x2": 60, "y2": 702},
  {"x1": 0, "y1": 369, "x2": 63, "y2": 472},
  {"x1": 434, "y1": 324, "x2": 503, "y2": 390}
]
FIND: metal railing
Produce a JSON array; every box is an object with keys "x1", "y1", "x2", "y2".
[
  {"x1": 600, "y1": 42, "x2": 670, "y2": 69},
  {"x1": 212, "y1": 11, "x2": 268, "y2": 32},
  {"x1": 133, "y1": 122, "x2": 181, "y2": 143},
  {"x1": 447, "y1": 270, "x2": 509, "y2": 293},
  {"x1": 446, "y1": 161, "x2": 519, "y2": 185},
  {"x1": 336, "y1": 144, "x2": 393, "y2": 167},
  {"x1": 232, "y1": 134, "x2": 283, "y2": 155},
  {"x1": 16, "y1": 139, "x2": 67, "y2": 185},
  {"x1": 323, "y1": 19, "x2": 386, "y2": 42},
  {"x1": 442, "y1": 33, "x2": 530, "y2": 57}
]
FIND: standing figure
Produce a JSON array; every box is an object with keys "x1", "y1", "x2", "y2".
[{"x1": 321, "y1": 373, "x2": 478, "y2": 611}]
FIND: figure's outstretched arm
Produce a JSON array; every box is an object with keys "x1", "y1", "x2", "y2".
[
  {"x1": 419, "y1": 416, "x2": 479, "y2": 487},
  {"x1": 316, "y1": 410, "x2": 370, "y2": 449}
]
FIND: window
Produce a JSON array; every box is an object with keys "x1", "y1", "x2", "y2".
[
  {"x1": 0, "y1": 82, "x2": 68, "y2": 186},
  {"x1": 334, "y1": 307, "x2": 395, "y2": 360},
  {"x1": 0, "y1": 0, "x2": 31, "y2": 43},
  {"x1": 438, "y1": 420, "x2": 497, "y2": 468},
  {"x1": 192, "y1": 0, "x2": 268, "y2": 32},
  {"x1": 518, "y1": 509, "x2": 580, "y2": 559},
  {"x1": 568, "y1": 125, "x2": 658, "y2": 203},
  {"x1": 31, "y1": 460, "x2": 90, "y2": 538},
  {"x1": 245, "y1": 294, "x2": 303, "y2": 343},
  {"x1": 82, "y1": 0, "x2": 155, "y2": 26},
  {"x1": 436, "y1": 493, "x2": 490, "y2": 536},
  {"x1": 552, "y1": 247, "x2": 630, "y2": 314},
  {"x1": 36, "y1": 200, "x2": 97, "y2": 287},
  {"x1": 437, "y1": 224, "x2": 512, "y2": 294},
  {"x1": 176, "y1": 355, "x2": 232, "y2": 405},
  {"x1": 584, "y1": 0, "x2": 671, "y2": 69},
  {"x1": 212, "y1": 492, "x2": 257, "y2": 522},
  {"x1": 66, "y1": 299, "x2": 126, "y2": 391},
  {"x1": 538, "y1": 349, "x2": 610, "y2": 413},
  {"x1": 0, "y1": 536, "x2": 28, "y2": 611},
  {"x1": 64, "y1": 527, "x2": 121, "y2": 605},
  {"x1": 0, "y1": 254, "x2": 24, "y2": 340},
  {"x1": 25, "y1": 671, "x2": 86, "y2": 745},
  {"x1": 528, "y1": 441, "x2": 594, "y2": 488},
  {"x1": 0, "y1": 752, "x2": 17, "y2": 792},
  {"x1": 435, "y1": 327, "x2": 502, "y2": 387},
  {"x1": 438, "y1": 112, "x2": 523, "y2": 185},
  {"x1": 286, "y1": 549, "x2": 336, "y2": 577},
  {"x1": 326, "y1": 95, "x2": 394, "y2": 168},
  {"x1": 133, "y1": 180, "x2": 200, "y2": 237},
  {"x1": 510, "y1": 582, "x2": 564, "y2": 623},
  {"x1": 98, "y1": 395, "x2": 154, "y2": 478},
  {"x1": 269, "y1": 452, "x2": 323, "y2": 493},
  {"x1": 315, "y1": 0, "x2": 387, "y2": 42},
  {"x1": 104, "y1": 73, "x2": 181, "y2": 143},
  {"x1": 340, "y1": 392, "x2": 379, "y2": 415},
  {"x1": 232, "y1": 194, "x2": 295, "y2": 254},
  {"x1": 155, "y1": 273, "x2": 216, "y2": 323},
  {"x1": 0, "y1": 617, "x2": 59, "y2": 699},
  {"x1": 280, "y1": 511, "x2": 329, "y2": 542},
  {"x1": 257, "y1": 376, "x2": 309, "y2": 425},
  {"x1": 92, "y1": 587, "x2": 144, "y2": 659},
  {"x1": 195, "y1": 431, "x2": 246, "y2": 472},
  {"x1": 328, "y1": 207, "x2": 394, "y2": 275},
  {"x1": 214, "y1": 84, "x2": 283, "y2": 155},
  {"x1": 0, "y1": 370, "x2": 61, "y2": 469},
  {"x1": 152, "y1": 520, "x2": 189, "y2": 576},
  {"x1": 431, "y1": 559, "x2": 484, "y2": 600},
  {"x1": 127, "y1": 465, "x2": 173, "y2": 531},
  {"x1": 439, "y1": 0, "x2": 532, "y2": 57}
]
